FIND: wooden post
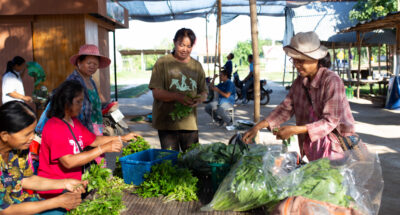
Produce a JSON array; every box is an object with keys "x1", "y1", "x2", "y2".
[
  {"x1": 378, "y1": 44, "x2": 381, "y2": 75},
  {"x1": 367, "y1": 46, "x2": 372, "y2": 76},
  {"x1": 213, "y1": 19, "x2": 218, "y2": 77},
  {"x1": 249, "y1": 0, "x2": 260, "y2": 125},
  {"x1": 332, "y1": 43, "x2": 336, "y2": 73},
  {"x1": 386, "y1": 44, "x2": 389, "y2": 74},
  {"x1": 205, "y1": 15, "x2": 210, "y2": 77},
  {"x1": 396, "y1": 24, "x2": 400, "y2": 76},
  {"x1": 348, "y1": 44, "x2": 352, "y2": 80},
  {"x1": 217, "y1": 0, "x2": 222, "y2": 74},
  {"x1": 356, "y1": 32, "x2": 362, "y2": 99}
]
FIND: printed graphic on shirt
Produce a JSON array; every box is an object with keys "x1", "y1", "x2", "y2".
[
  {"x1": 68, "y1": 136, "x2": 84, "y2": 154},
  {"x1": 169, "y1": 73, "x2": 197, "y2": 92}
]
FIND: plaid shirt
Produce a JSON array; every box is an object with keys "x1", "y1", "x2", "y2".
[{"x1": 265, "y1": 67, "x2": 355, "y2": 155}]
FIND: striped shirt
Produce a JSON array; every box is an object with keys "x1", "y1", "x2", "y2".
[{"x1": 265, "y1": 67, "x2": 355, "y2": 159}]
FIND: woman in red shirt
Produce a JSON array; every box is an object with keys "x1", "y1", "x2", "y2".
[{"x1": 37, "y1": 80, "x2": 138, "y2": 199}]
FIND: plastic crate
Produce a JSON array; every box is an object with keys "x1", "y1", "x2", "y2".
[
  {"x1": 208, "y1": 163, "x2": 231, "y2": 192},
  {"x1": 119, "y1": 149, "x2": 179, "y2": 185}
]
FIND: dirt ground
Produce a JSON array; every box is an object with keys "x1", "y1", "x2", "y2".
[{"x1": 119, "y1": 81, "x2": 400, "y2": 215}]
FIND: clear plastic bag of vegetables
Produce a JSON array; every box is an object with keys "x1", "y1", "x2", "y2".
[{"x1": 201, "y1": 144, "x2": 298, "y2": 211}]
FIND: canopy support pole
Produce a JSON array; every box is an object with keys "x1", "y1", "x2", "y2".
[
  {"x1": 113, "y1": 31, "x2": 118, "y2": 101},
  {"x1": 378, "y1": 44, "x2": 381, "y2": 75},
  {"x1": 206, "y1": 15, "x2": 210, "y2": 77},
  {"x1": 367, "y1": 46, "x2": 372, "y2": 76},
  {"x1": 249, "y1": 0, "x2": 260, "y2": 126},
  {"x1": 217, "y1": 0, "x2": 222, "y2": 74},
  {"x1": 356, "y1": 32, "x2": 362, "y2": 99}
]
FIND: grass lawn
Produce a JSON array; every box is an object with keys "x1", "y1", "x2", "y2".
[{"x1": 110, "y1": 84, "x2": 149, "y2": 99}]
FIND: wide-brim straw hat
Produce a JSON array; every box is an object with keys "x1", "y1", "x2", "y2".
[
  {"x1": 70, "y1": 44, "x2": 111, "y2": 69},
  {"x1": 283, "y1": 31, "x2": 328, "y2": 61}
]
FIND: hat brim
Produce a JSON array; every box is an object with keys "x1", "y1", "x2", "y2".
[
  {"x1": 70, "y1": 54, "x2": 111, "y2": 69},
  {"x1": 283, "y1": 45, "x2": 328, "y2": 61}
]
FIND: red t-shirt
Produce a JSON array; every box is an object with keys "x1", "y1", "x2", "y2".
[{"x1": 37, "y1": 117, "x2": 96, "y2": 198}]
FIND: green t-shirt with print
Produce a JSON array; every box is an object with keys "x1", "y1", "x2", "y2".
[{"x1": 149, "y1": 54, "x2": 207, "y2": 130}]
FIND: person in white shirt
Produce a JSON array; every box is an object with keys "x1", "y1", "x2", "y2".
[{"x1": 2, "y1": 56, "x2": 32, "y2": 104}]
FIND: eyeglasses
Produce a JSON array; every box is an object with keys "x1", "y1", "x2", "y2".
[{"x1": 289, "y1": 58, "x2": 306, "y2": 65}]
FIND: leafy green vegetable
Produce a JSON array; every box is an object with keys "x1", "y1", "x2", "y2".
[
  {"x1": 204, "y1": 148, "x2": 354, "y2": 212},
  {"x1": 169, "y1": 103, "x2": 193, "y2": 121},
  {"x1": 133, "y1": 160, "x2": 198, "y2": 202},
  {"x1": 114, "y1": 136, "x2": 151, "y2": 177},
  {"x1": 178, "y1": 142, "x2": 244, "y2": 175},
  {"x1": 68, "y1": 161, "x2": 131, "y2": 215},
  {"x1": 289, "y1": 158, "x2": 353, "y2": 207},
  {"x1": 169, "y1": 93, "x2": 200, "y2": 121}
]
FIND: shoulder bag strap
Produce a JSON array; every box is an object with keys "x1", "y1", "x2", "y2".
[{"x1": 61, "y1": 119, "x2": 84, "y2": 153}]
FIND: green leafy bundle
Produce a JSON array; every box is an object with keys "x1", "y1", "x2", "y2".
[
  {"x1": 179, "y1": 142, "x2": 244, "y2": 174},
  {"x1": 133, "y1": 160, "x2": 198, "y2": 202},
  {"x1": 204, "y1": 146, "x2": 282, "y2": 211},
  {"x1": 114, "y1": 136, "x2": 151, "y2": 177},
  {"x1": 68, "y1": 161, "x2": 130, "y2": 215},
  {"x1": 169, "y1": 93, "x2": 200, "y2": 121},
  {"x1": 290, "y1": 158, "x2": 353, "y2": 207},
  {"x1": 169, "y1": 103, "x2": 193, "y2": 121},
  {"x1": 204, "y1": 150, "x2": 354, "y2": 212}
]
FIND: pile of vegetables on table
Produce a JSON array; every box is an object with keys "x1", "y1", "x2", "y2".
[
  {"x1": 133, "y1": 160, "x2": 198, "y2": 202},
  {"x1": 201, "y1": 144, "x2": 383, "y2": 215},
  {"x1": 114, "y1": 136, "x2": 151, "y2": 177},
  {"x1": 68, "y1": 160, "x2": 133, "y2": 215}
]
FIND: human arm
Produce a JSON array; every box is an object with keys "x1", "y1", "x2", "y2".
[
  {"x1": 6, "y1": 91, "x2": 32, "y2": 102},
  {"x1": 22, "y1": 175, "x2": 86, "y2": 193},
  {"x1": 58, "y1": 140, "x2": 122, "y2": 169},
  {"x1": 212, "y1": 86, "x2": 231, "y2": 98},
  {"x1": 0, "y1": 192, "x2": 81, "y2": 215},
  {"x1": 151, "y1": 88, "x2": 195, "y2": 106},
  {"x1": 89, "y1": 132, "x2": 140, "y2": 147},
  {"x1": 243, "y1": 72, "x2": 253, "y2": 82}
]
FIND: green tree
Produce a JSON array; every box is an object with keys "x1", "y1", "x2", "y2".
[
  {"x1": 232, "y1": 38, "x2": 273, "y2": 66},
  {"x1": 349, "y1": 0, "x2": 397, "y2": 21}
]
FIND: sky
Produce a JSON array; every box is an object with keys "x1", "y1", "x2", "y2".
[{"x1": 114, "y1": 15, "x2": 285, "y2": 54}]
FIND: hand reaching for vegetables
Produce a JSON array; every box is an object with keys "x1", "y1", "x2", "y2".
[
  {"x1": 64, "y1": 179, "x2": 88, "y2": 193},
  {"x1": 56, "y1": 192, "x2": 82, "y2": 210},
  {"x1": 242, "y1": 126, "x2": 259, "y2": 144},
  {"x1": 122, "y1": 132, "x2": 141, "y2": 142},
  {"x1": 103, "y1": 140, "x2": 123, "y2": 153},
  {"x1": 275, "y1": 125, "x2": 306, "y2": 140}
]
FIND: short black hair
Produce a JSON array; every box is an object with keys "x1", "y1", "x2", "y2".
[
  {"x1": 173, "y1": 28, "x2": 196, "y2": 46},
  {"x1": 318, "y1": 52, "x2": 331, "y2": 68},
  {"x1": 248, "y1": 54, "x2": 253, "y2": 61},
  {"x1": 0, "y1": 101, "x2": 36, "y2": 133},
  {"x1": 47, "y1": 80, "x2": 84, "y2": 119},
  {"x1": 229, "y1": 53, "x2": 234, "y2": 59},
  {"x1": 220, "y1": 69, "x2": 229, "y2": 77}
]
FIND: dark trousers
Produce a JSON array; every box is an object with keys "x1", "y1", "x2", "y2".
[{"x1": 158, "y1": 130, "x2": 199, "y2": 152}]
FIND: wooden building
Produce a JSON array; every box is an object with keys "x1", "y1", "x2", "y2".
[{"x1": 0, "y1": 0, "x2": 129, "y2": 104}]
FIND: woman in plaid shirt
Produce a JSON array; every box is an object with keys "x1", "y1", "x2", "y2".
[{"x1": 243, "y1": 32, "x2": 355, "y2": 161}]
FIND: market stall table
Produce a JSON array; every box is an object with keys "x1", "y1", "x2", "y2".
[{"x1": 121, "y1": 193, "x2": 265, "y2": 215}]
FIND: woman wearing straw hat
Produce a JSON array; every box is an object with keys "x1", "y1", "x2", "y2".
[
  {"x1": 243, "y1": 31, "x2": 356, "y2": 161},
  {"x1": 67, "y1": 44, "x2": 111, "y2": 136}
]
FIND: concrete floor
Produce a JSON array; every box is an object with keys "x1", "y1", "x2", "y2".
[{"x1": 118, "y1": 81, "x2": 400, "y2": 215}]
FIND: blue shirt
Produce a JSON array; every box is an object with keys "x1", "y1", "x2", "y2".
[
  {"x1": 223, "y1": 60, "x2": 233, "y2": 76},
  {"x1": 249, "y1": 62, "x2": 254, "y2": 82},
  {"x1": 217, "y1": 79, "x2": 236, "y2": 105}
]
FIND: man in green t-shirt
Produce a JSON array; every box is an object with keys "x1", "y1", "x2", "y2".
[{"x1": 149, "y1": 28, "x2": 207, "y2": 151}]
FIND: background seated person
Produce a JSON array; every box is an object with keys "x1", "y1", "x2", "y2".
[
  {"x1": 0, "y1": 101, "x2": 85, "y2": 215},
  {"x1": 240, "y1": 54, "x2": 254, "y2": 104},
  {"x1": 205, "y1": 70, "x2": 236, "y2": 126}
]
